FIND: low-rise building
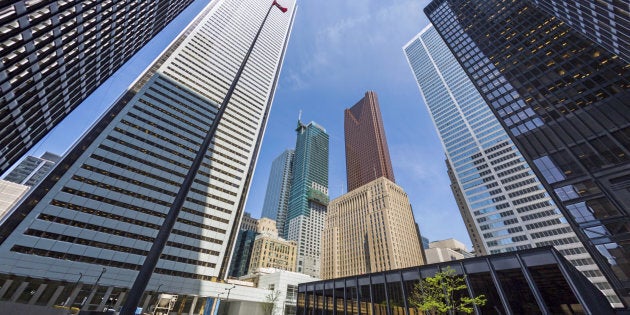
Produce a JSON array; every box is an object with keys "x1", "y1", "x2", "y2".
[{"x1": 424, "y1": 238, "x2": 474, "y2": 264}]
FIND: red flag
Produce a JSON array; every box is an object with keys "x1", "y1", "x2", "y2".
[{"x1": 273, "y1": 0, "x2": 288, "y2": 12}]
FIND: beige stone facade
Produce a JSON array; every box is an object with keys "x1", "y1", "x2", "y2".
[
  {"x1": 321, "y1": 177, "x2": 424, "y2": 279},
  {"x1": 248, "y1": 234, "x2": 297, "y2": 273},
  {"x1": 256, "y1": 217, "x2": 278, "y2": 236}
]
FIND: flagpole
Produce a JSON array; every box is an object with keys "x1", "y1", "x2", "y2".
[{"x1": 119, "y1": 2, "x2": 287, "y2": 314}]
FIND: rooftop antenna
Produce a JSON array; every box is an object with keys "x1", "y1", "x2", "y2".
[{"x1": 298, "y1": 109, "x2": 302, "y2": 122}]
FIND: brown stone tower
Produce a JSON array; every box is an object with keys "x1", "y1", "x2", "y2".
[{"x1": 344, "y1": 91, "x2": 395, "y2": 191}]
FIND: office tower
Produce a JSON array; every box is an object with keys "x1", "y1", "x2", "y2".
[
  {"x1": 228, "y1": 230, "x2": 258, "y2": 278},
  {"x1": 260, "y1": 149, "x2": 294, "y2": 236},
  {"x1": 320, "y1": 92, "x2": 424, "y2": 280},
  {"x1": 421, "y1": 236, "x2": 430, "y2": 250},
  {"x1": 344, "y1": 91, "x2": 395, "y2": 191},
  {"x1": 3, "y1": 152, "x2": 60, "y2": 187},
  {"x1": 321, "y1": 177, "x2": 425, "y2": 279},
  {"x1": 0, "y1": 0, "x2": 196, "y2": 174},
  {"x1": 0, "y1": 180, "x2": 29, "y2": 221},
  {"x1": 424, "y1": 238, "x2": 474, "y2": 264},
  {"x1": 0, "y1": 0, "x2": 296, "y2": 309},
  {"x1": 531, "y1": 0, "x2": 629, "y2": 63},
  {"x1": 424, "y1": 0, "x2": 630, "y2": 305},
  {"x1": 248, "y1": 234, "x2": 297, "y2": 273},
  {"x1": 446, "y1": 158, "x2": 486, "y2": 256},
  {"x1": 404, "y1": 25, "x2": 618, "y2": 305},
  {"x1": 285, "y1": 119, "x2": 329, "y2": 277}
]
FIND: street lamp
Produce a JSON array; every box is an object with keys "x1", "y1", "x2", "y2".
[
  {"x1": 119, "y1": 2, "x2": 289, "y2": 314},
  {"x1": 224, "y1": 284, "x2": 236, "y2": 302}
]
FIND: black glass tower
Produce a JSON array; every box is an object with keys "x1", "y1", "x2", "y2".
[
  {"x1": 425, "y1": 0, "x2": 630, "y2": 306},
  {"x1": 0, "y1": 0, "x2": 195, "y2": 174}
]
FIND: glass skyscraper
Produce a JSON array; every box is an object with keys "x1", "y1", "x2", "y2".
[
  {"x1": 286, "y1": 119, "x2": 329, "y2": 277},
  {"x1": 404, "y1": 24, "x2": 618, "y2": 305},
  {"x1": 0, "y1": 0, "x2": 196, "y2": 174},
  {"x1": 424, "y1": 0, "x2": 630, "y2": 305},
  {"x1": 0, "y1": 0, "x2": 296, "y2": 311},
  {"x1": 261, "y1": 149, "x2": 294, "y2": 237}
]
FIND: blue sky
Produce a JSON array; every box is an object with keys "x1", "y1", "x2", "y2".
[{"x1": 15, "y1": 0, "x2": 471, "y2": 249}]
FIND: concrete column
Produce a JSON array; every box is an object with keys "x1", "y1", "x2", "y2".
[
  {"x1": 0, "y1": 280, "x2": 14, "y2": 298},
  {"x1": 142, "y1": 294, "x2": 152, "y2": 312},
  {"x1": 10, "y1": 281, "x2": 29, "y2": 302},
  {"x1": 47, "y1": 285, "x2": 65, "y2": 307},
  {"x1": 188, "y1": 296, "x2": 198, "y2": 315},
  {"x1": 114, "y1": 291, "x2": 126, "y2": 309},
  {"x1": 82, "y1": 286, "x2": 98, "y2": 310},
  {"x1": 28, "y1": 283, "x2": 48, "y2": 304},
  {"x1": 65, "y1": 283, "x2": 83, "y2": 307},
  {"x1": 97, "y1": 286, "x2": 114, "y2": 310}
]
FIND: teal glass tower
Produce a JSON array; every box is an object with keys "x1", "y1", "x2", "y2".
[{"x1": 286, "y1": 119, "x2": 329, "y2": 277}]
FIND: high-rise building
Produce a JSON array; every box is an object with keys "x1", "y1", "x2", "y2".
[
  {"x1": 285, "y1": 119, "x2": 329, "y2": 277},
  {"x1": 446, "y1": 158, "x2": 486, "y2": 256},
  {"x1": 424, "y1": 0, "x2": 630, "y2": 305},
  {"x1": 321, "y1": 177, "x2": 425, "y2": 279},
  {"x1": 228, "y1": 230, "x2": 258, "y2": 278},
  {"x1": 321, "y1": 92, "x2": 424, "y2": 280},
  {"x1": 0, "y1": 0, "x2": 196, "y2": 174},
  {"x1": 261, "y1": 149, "x2": 294, "y2": 236},
  {"x1": 0, "y1": 0, "x2": 296, "y2": 310},
  {"x1": 531, "y1": 0, "x2": 629, "y2": 64},
  {"x1": 248, "y1": 233, "x2": 297, "y2": 274},
  {"x1": 404, "y1": 24, "x2": 618, "y2": 305},
  {"x1": 2, "y1": 152, "x2": 60, "y2": 187},
  {"x1": 344, "y1": 91, "x2": 395, "y2": 191}
]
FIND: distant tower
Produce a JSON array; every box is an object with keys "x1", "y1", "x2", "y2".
[
  {"x1": 344, "y1": 91, "x2": 395, "y2": 191},
  {"x1": 321, "y1": 92, "x2": 424, "y2": 280},
  {"x1": 261, "y1": 149, "x2": 294, "y2": 237},
  {"x1": 3, "y1": 152, "x2": 60, "y2": 187},
  {"x1": 285, "y1": 119, "x2": 329, "y2": 277}
]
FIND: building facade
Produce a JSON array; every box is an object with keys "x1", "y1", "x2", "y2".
[
  {"x1": 0, "y1": 0, "x2": 196, "y2": 174},
  {"x1": 404, "y1": 25, "x2": 618, "y2": 305},
  {"x1": 446, "y1": 159, "x2": 486, "y2": 256},
  {"x1": 261, "y1": 149, "x2": 294, "y2": 237},
  {"x1": 228, "y1": 230, "x2": 258, "y2": 279},
  {"x1": 424, "y1": 238, "x2": 474, "y2": 264},
  {"x1": 0, "y1": 0, "x2": 296, "y2": 311},
  {"x1": 424, "y1": 0, "x2": 630, "y2": 305},
  {"x1": 299, "y1": 247, "x2": 615, "y2": 315},
  {"x1": 344, "y1": 91, "x2": 395, "y2": 191},
  {"x1": 321, "y1": 177, "x2": 425, "y2": 279},
  {"x1": 286, "y1": 120, "x2": 329, "y2": 277},
  {"x1": 248, "y1": 234, "x2": 297, "y2": 274},
  {"x1": 531, "y1": 0, "x2": 629, "y2": 64},
  {"x1": 2, "y1": 152, "x2": 60, "y2": 187},
  {"x1": 0, "y1": 179, "x2": 28, "y2": 221}
]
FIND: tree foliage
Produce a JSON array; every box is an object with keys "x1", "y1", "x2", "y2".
[
  {"x1": 408, "y1": 267, "x2": 486, "y2": 315},
  {"x1": 261, "y1": 289, "x2": 281, "y2": 315}
]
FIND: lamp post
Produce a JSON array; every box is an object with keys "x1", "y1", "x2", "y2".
[
  {"x1": 119, "y1": 2, "x2": 288, "y2": 314},
  {"x1": 225, "y1": 284, "x2": 236, "y2": 302}
]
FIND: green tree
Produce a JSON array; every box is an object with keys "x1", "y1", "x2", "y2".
[{"x1": 408, "y1": 267, "x2": 486, "y2": 315}]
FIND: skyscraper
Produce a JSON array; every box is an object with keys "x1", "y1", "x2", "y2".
[
  {"x1": 344, "y1": 91, "x2": 395, "y2": 191},
  {"x1": 0, "y1": 0, "x2": 295, "y2": 310},
  {"x1": 286, "y1": 119, "x2": 329, "y2": 277},
  {"x1": 321, "y1": 92, "x2": 424, "y2": 280},
  {"x1": 424, "y1": 0, "x2": 630, "y2": 305},
  {"x1": 3, "y1": 152, "x2": 60, "y2": 187},
  {"x1": 0, "y1": 0, "x2": 196, "y2": 174},
  {"x1": 404, "y1": 24, "x2": 618, "y2": 305},
  {"x1": 261, "y1": 149, "x2": 294, "y2": 236},
  {"x1": 531, "y1": 0, "x2": 629, "y2": 63}
]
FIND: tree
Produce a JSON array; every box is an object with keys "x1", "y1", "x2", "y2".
[
  {"x1": 261, "y1": 290, "x2": 281, "y2": 315},
  {"x1": 408, "y1": 267, "x2": 486, "y2": 315}
]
